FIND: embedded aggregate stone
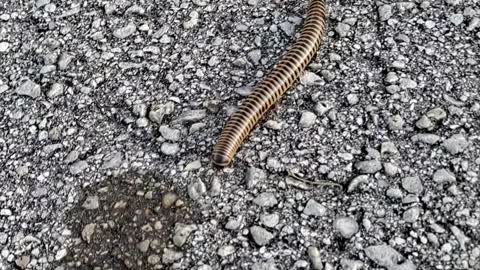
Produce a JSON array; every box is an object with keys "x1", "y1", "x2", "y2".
[{"x1": 1, "y1": 1, "x2": 478, "y2": 269}]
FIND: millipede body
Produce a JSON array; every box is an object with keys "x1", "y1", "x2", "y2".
[{"x1": 212, "y1": 0, "x2": 327, "y2": 167}]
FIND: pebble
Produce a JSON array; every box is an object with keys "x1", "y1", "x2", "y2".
[
  {"x1": 55, "y1": 249, "x2": 67, "y2": 261},
  {"x1": 225, "y1": 215, "x2": 243, "y2": 230},
  {"x1": 299, "y1": 111, "x2": 317, "y2": 128},
  {"x1": 147, "y1": 254, "x2": 161, "y2": 265},
  {"x1": 162, "y1": 192, "x2": 178, "y2": 208},
  {"x1": 173, "y1": 223, "x2": 197, "y2": 247},
  {"x1": 279, "y1": 21, "x2": 295, "y2": 36},
  {"x1": 442, "y1": 134, "x2": 468, "y2": 154},
  {"x1": 149, "y1": 102, "x2": 175, "y2": 124},
  {"x1": 264, "y1": 120, "x2": 282, "y2": 130},
  {"x1": 253, "y1": 192, "x2": 278, "y2": 207},
  {"x1": 450, "y1": 226, "x2": 470, "y2": 250},
  {"x1": 386, "y1": 187, "x2": 403, "y2": 199},
  {"x1": 355, "y1": 160, "x2": 382, "y2": 174},
  {"x1": 184, "y1": 11, "x2": 199, "y2": 29},
  {"x1": 321, "y1": 70, "x2": 336, "y2": 82},
  {"x1": 162, "y1": 248, "x2": 183, "y2": 264},
  {"x1": 426, "y1": 107, "x2": 447, "y2": 121},
  {"x1": 0, "y1": 42, "x2": 10, "y2": 52},
  {"x1": 403, "y1": 207, "x2": 421, "y2": 223},
  {"x1": 57, "y1": 53, "x2": 74, "y2": 70},
  {"x1": 381, "y1": 142, "x2": 399, "y2": 156},
  {"x1": 82, "y1": 195, "x2": 99, "y2": 210},
  {"x1": 335, "y1": 23, "x2": 350, "y2": 37},
  {"x1": 387, "y1": 115, "x2": 404, "y2": 130},
  {"x1": 47, "y1": 83, "x2": 64, "y2": 98},
  {"x1": 433, "y1": 169, "x2": 456, "y2": 184},
  {"x1": 101, "y1": 152, "x2": 123, "y2": 169},
  {"x1": 16, "y1": 79, "x2": 41, "y2": 98},
  {"x1": 333, "y1": 217, "x2": 359, "y2": 238},
  {"x1": 347, "y1": 175, "x2": 370, "y2": 192},
  {"x1": 364, "y1": 244, "x2": 403, "y2": 268},
  {"x1": 340, "y1": 259, "x2": 364, "y2": 270},
  {"x1": 416, "y1": 115, "x2": 433, "y2": 130},
  {"x1": 136, "y1": 239, "x2": 150, "y2": 253},
  {"x1": 250, "y1": 226, "x2": 274, "y2": 246},
  {"x1": 217, "y1": 245, "x2": 235, "y2": 257},
  {"x1": 69, "y1": 160, "x2": 88, "y2": 175},
  {"x1": 251, "y1": 260, "x2": 277, "y2": 270},
  {"x1": 399, "y1": 78, "x2": 417, "y2": 89},
  {"x1": 314, "y1": 101, "x2": 333, "y2": 116},
  {"x1": 173, "y1": 109, "x2": 207, "y2": 124},
  {"x1": 187, "y1": 180, "x2": 206, "y2": 200},
  {"x1": 303, "y1": 199, "x2": 327, "y2": 216},
  {"x1": 161, "y1": 143, "x2": 180, "y2": 155},
  {"x1": 248, "y1": 49, "x2": 262, "y2": 65},
  {"x1": 15, "y1": 255, "x2": 30, "y2": 269},
  {"x1": 184, "y1": 160, "x2": 201, "y2": 171},
  {"x1": 401, "y1": 176, "x2": 423, "y2": 194},
  {"x1": 450, "y1": 14, "x2": 464, "y2": 26},
  {"x1": 379, "y1": 5, "x2": 393, "y2": 21},
  {"x1": 245, "y1": 167, "x2": 266, "y2": 189},
  {"x1": 308, "y1": 246, "x2": 323, "y2": 270},
  {"x1": 81, "y1": 223, "x2": 96, "y2": 243},
  {"x1": 411, "y1": 133, "x2": 440, "y2": 144},
  {"x1": 113, "y1": 22, "x2": 136, "y2": 39},
  {"x1": 301, "y1": 71, "x2": 322, "y2": 85},
  {"x1": 346, "y1": 94, "x2": 359, "y2": 105},
  {"x1": 260, "y1": 213, "x2": 279, "y2": 228},
  {"x1": 159, "y1": 126, "x2": 181, "y2": 141}
]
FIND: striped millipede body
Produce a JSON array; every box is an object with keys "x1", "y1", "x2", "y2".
[{"x1": 211, "y1": 0, "x2": 327, "y2": 167}]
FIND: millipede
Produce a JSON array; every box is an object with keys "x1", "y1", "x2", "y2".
[{"x1": 211, "y1": 0, "x2": 327, "y2": 167}]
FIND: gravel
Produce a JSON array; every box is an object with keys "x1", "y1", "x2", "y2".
[{"x1": 1, "y1": 0, "x2": 479, "y2": 269}]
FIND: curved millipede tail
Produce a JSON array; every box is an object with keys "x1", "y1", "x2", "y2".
[{"x1": 212, "y1": 0, "x2": 327, "y2": 167}]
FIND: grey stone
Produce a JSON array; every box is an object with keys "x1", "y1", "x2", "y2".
[
  {"x1": 188, "y1": 180, "x2": 206, "y2": 200},
  {"x1": 301, "y1": 71, "x2": 322, "y2": 85},
  {"x1": 173, "y1": 109, "x2": 207, "y2": 124},
  {"x1": 173, "y1": 223, "x2": 197, "y2": 247},
  {"x1": 364, "y1": 244, "x2": 403, "y2": 268},
  {"x1": 386, "y1": 187, "x2": 403, "y2": 199},
  {"x1": 251, "y1": 260, "x2": 278, "y2": 270},
  {"x1": 101, "y1": 152, "x2": 123, "y2": 169},
  {"x1": 403, "y1": 207, "x2": 420, "y2": 223},
  {"x1": 387, "y1": 115, "x2": 404, "y2": 130},
  {"x1": 433, "y1": 169, "x2": 456, "y2": 184},
  {"x1": 253, "y1": 192, "x2": 278, "y2": 207},
  {"x1": 184, "y1": 160, "x2": 201, "y2": 171},
  {"x1": 379, "y1": 5, "x2": 393, "y2": 21},
  {"x1": 299, "y1": 111, "x2": 317, "y2": 128},
  {"x1": 303, "y1": 199, "x2": 327, "y2": 216},
  {"x1": 245, "y1": 167, "x2": 266, "y2": 189},
  {"x1": 81, "y1": 223, "x2": 96, "y2": 243},
  {"x1": 82, "y1": 195, "x2": 99, "y2": 210},
  {"x1": 47, "y1": 83, "x2": 64, "y2": 98},
  {"x1": 159, "y1": 126, "x2": 181, "y2": 141},
  {"x1": 225, "y1": 215, "x2": 243, "y2": 230},
  {"x1": 355, "y1": 160, "x2": 382, "y2": 174},
  {"x1": 113, "y1": 22, "x2": 137, "y2": 39},
  {"x1": 450, "y1": 14, "x2": 464, "y2": 26},
  {"x1": 340, "y1": 259, "x2": 364, "y2": 270},
  {"x1": 314, "y1": 101, "x2": 333, "y2": 116},
  {"x1": 399, "y1": 78, "x2": 417, "y2": 89},
  {"x1": 381, "y1": 142, "x2": 399, "y2": 156},
  {"x1": 162, "y1": 248, "x2": 183, "y2": 264},
  {"x1": 16, "y1": 79, "x2": 41, "y2": 98},
  {"x1": 415, "y1": 115, "x2": 433, "y2": 130},
  {"x1": 217, "y1": 245, "x2": 235, "y2": 257},
  {"x1": 15, "y1": 256, "x2": 30, "y2": 269},
  {"x1": 426, "y1": 107, "x2": 447, "y2": 121},
  {"x1": 147, "y1": 254, "x2": 161, "y2": 265},
  {"x1": 334, "y1": 217, "x2": 359, "y2": 239},
  {"x1": 183, "y1": 11, "x2": 199, "y2": 29},
  {"x1": 308, "y1": 246, "x2": 323, "y2": 270},
  {"x1": 411, "y1": 134, "x2": 440, "y2": 144},
  {"x1": 149, "y1": 102, "x2": 175, "y2": 124},
  {"x1": 279, "y1": 21, "x2": 295, "y2": 36},
  {"x1": 260, "y1": 213, "x2": 279, "y2": 228},
  {"x1": 335, "y1": 23, "x2": 350, "y2": 37},
  {"x1": 250, "y1": 226, "x2": 274, "y2": 246},
  {"x1": 450, "y1": 225, "x2": 470, "y2": 250},
  {"x1": 57, "y1": 53, "x2": 74, "y2": 70},
  {"x1": 402, "y1": 176, "x2": 423, "y2": 194},
  {"x1": 442, "y1": 134, "x2": 468, "y2": 154},
  {"x1": 161, "y1": 143, "x2": 180, "y2": 155},
  {"x1": 248, "y1": 49, "x2": 262, "y2": 65},
  {"x1": 0, "y1": 42, "x2": 9, "y2": 52},
  {"x1": 69, "y1": 160, "x2": 88, "y2": 175}
]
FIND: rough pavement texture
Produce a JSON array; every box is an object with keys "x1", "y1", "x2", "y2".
[{"x1": 0, "y1": 0, "x2": 479, "y2": 269}]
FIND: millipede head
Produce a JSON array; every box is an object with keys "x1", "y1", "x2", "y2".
[{"x1": 211, "y1": 153, "x2": 232, "y2": 167}]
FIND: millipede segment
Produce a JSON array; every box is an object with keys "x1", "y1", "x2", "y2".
[{"x1": 212, "y1": 0, "x2": 327, "y2": 167}]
